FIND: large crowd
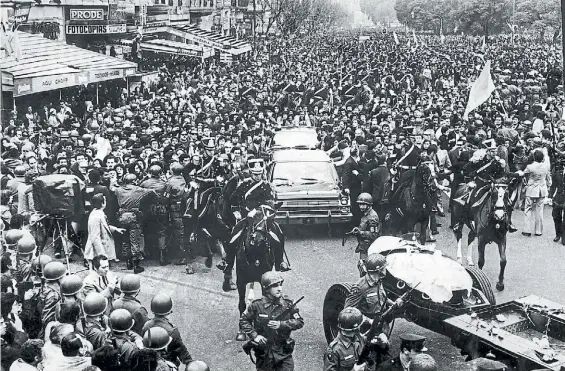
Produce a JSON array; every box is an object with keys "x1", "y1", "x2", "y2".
[{"x1": 1, "y1": 28, "x2": 564, "y2": 371}]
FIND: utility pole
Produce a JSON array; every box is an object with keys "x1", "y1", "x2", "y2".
[{"x1": 562, "y1": 0, "x2": 565, "y2": 92}]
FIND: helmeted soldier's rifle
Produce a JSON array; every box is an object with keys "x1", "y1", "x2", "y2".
[{"x1": 356, "y1": 282, "x2": 421, "y2": 366}]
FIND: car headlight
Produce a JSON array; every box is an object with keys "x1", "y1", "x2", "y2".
[
  {"x1": 340, "y1": 195, "x2": 349, "y2": 205},
  {"x1": 340, "y1": 206, "x2": 350, "y2": 214}
]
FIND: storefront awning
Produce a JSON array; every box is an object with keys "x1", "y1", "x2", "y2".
[
  {"x1": 1, "y1": 31, "x2": 138, "y2": 97},
  {"x1": 168, "y1": 25, "x2": 251, "y2": 55},
  {"x1": 119, "y1": 38, "x2": 214, "y2": 59}
]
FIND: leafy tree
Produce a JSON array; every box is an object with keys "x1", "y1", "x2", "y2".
[
  {"x1": 360, "y1": 0, "x2": 398, "y2": 25},
  {"x1": 514, "y1": 0, "x2": 561, "y2": 41}
]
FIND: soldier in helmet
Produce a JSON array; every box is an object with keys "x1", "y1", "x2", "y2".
[
  {"x1": 140, "y1": 165, "x2": 169, "y2": 265},
  {"x1": 60, "y1": 274, "x2": 85, "y2": 314},
  {"x1": 40, "y1": 261, "x2": 66, "y2": 336},
  {"x1": 142, "y1": 326, "x2": 177, "y2": 371},
  {"x1": 351, "y1": 193, "x2": 380, "y2": 274},
  {"x1": 15, "y1": 233, "x2": 36, "y2": 285},
  {"x1": 81, "y1": 292, "x2": 110, "y2": 350},
  {"x1": 345, "y1": 253, "x2": 403, "y2": 335},
  {"x1": 107, "y1": 308, "x2": 143, "y2": 365},
  {"x1": 112, "y1": 274, "x2": 149, "y2": 336},
  {"x1": 164, "y1": 162, "x2": 190, "y2": 266},
  {"x1": 239, "y1": 271, "x2": 304, "y2": 370},
  {"x1": 114, "y1": 173, "x2": 157, "y2": 273},
  {"x1": 142, "y1": 293, "x2": 194, "y2": 367},
  {"x1": 323, "y1": 307, "x2": 368, "y2": 371}
]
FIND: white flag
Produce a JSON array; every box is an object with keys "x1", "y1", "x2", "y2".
[
  {"x1": 413, "y1": 30, "x2": 418, "y2": 47},
  {"x1": 393, "y1": 31, "x2": 399, "y2": 45},
  {"x1": 464, "y1": 61, "x2": 496, "y2": 120}
]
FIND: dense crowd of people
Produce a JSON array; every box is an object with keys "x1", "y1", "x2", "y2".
[{"x1": 1, "y1": 28, "x2": 564, "y2": 371}]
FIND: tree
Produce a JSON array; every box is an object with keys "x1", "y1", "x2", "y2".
[
  {"x1": 514, "y1": 0, "x2": 561, "y2": 41},
  {"x1": 360, "y1": 0, "x2": 397, "y2": 25}
]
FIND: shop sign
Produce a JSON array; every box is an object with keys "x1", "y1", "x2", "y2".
[
  {"x1": 89, "y1": 69, "x2": 124, "y2": 83},
  {"x1": 70, "y1": 9, "x2": 104, "y2": 21},
  {"x1": 14, "y1": 74, "x2": 79, "y2": 97},
  {"x1": 66, "y1": 24, "x2": 126, "y2": 34}
]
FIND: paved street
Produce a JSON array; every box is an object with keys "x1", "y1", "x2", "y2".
[{"x1": 108, "y1": 206, "x2": 565, "y2": 371}]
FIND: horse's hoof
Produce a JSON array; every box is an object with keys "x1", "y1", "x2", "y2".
[
  {"x1": 457, "y1": 257, "x2": 463, "y2": 265},
  {"x1": 216, "y1": 260, "x2": 228, "y2": 271},
  {"x1": 496, "y1": 282, "x2": 505, "y2": 291},
  {"x1": 223, "y1": 279, "x2": 236, "y2": 292},
  {"x1": 236, "y1": 332, "x2": 247, "y2": 341},
  {"x1": 185, "y1": 265, "x2": 195, "y2": 275},
  {"x1": 205, "y1": 256, "x2": 213, "y2": 268}
]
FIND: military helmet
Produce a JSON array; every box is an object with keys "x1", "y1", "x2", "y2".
[
  {"x1": 83, "y1": 293, "x2": 108, "y2": 316},
  {"x1": 43, "y1": 261, "x2": 67, "y2": 281},
  {"x1": 337, "y1": 307, "x2": 363, "y2": 331},
  {"x1": 408, "y1": 354, "x2": 438, "y2": 371},
  {"x1": 365, "y1": 253, "x2": 387, "y2": 272},
  {"x1": 170, "y1": 162, "x2": 183, "y2": 175},
  {"x1": 356, "y1": 193, "x2": 373, "y2": 205},
  {"x1": 261, "y1": 271, "x2": 284, "y2": 289},
  {"x1": 60, "y1": 274, "x2": 84, "y2": 296},
  {"x1": 16, "y1": 235, "x2": 36, "y2": 255},
  {"x1": 32, "y1": 254, "x2": 52, "y2": 275},
  {"x1": 151, "y1": 293, "x2": 173, "y2": 315},
  {"x1": 120, "y1": 274, "x2": 141, "y2": 294},
  {"x1": 186, "y1": 360, "x2": 210, "y2": 371},
  {"x1": 143, "y1": 326, "x2": 172, "y2": 350},
  {"x1": 148, "y1": 164, "x2": 162, "y2": 176},
  {"x1": 4, "y1": 229, "x2": 24, "y2": 249},
  {"x1": 109, "y1": 309, "x2": 135, "y2": 332}
]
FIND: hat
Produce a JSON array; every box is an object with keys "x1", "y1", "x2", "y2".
[
  {"x1": 475, "y1": 358, "x2": 507, "y2": 371},
  {"x1": 399, "y1": 333, "x2": 427, "y2": 352}
]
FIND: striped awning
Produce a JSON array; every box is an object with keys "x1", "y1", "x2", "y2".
[
  {"x1": 169, "y1": 25, "x2": 251, "y2": 55},
  {"x1": 2, "y1": 31, "x2": 137, "y2": 97}
]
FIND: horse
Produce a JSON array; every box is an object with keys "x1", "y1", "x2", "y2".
[
  {"x1": 451, "y1": 178, "x2": 517, "y2": 291},
  {"x1": 382, "y1": 160, "x2": 436, "y2": 245},
  {"x1": 231, "y1": 205, "x2": 285, "y2": 340},
  {"x1": 187, "y1": 185, "x2": 232, "y2": 270}
]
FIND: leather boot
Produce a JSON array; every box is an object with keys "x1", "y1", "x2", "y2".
[
  {"x1": 159, "y1": 250, "x2": 170, "y2": 266},
  {"x1": 133, "y1": 259, "x2": 144, "y2": 274},
  {"x1": 222, "y1": 274, "x2": 236, "y2": 291},
  {"x1": 126, "y1": 258, "x2": 133, "y2": 270}
]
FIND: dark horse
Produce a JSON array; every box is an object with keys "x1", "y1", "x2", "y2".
[
  {"x1": 231, "y1": 205, "x2": 285, "y2": 340},
  {"x1": 451, "y1": 178, "x2": 518, "y2": 292},
  {"x1": 187, "y1": 186, "x2": 231, "y2": 271},
  {"x1": 383, "y1": 160, "x2": 436, "y2": 245}
]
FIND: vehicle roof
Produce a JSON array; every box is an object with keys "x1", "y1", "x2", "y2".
[{"x1": 272, "y1": 149, "x2": 331, "y2": 163}]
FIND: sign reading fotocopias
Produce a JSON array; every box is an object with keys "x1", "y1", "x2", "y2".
[{"x1": 66, "y1": 24, "x2": 126, "y2": 34}]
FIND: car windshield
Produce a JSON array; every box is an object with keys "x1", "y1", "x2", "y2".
[
  {"x1": 272, "y1": 131, "x2": 318, "y2": 149},
  {"x1": 272, "y1": 161, "x2": 335, "y2": 184}
]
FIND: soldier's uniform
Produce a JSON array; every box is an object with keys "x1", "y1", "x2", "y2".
[
  {"x1": 396, "y1": 143, "x2": 421, "y2": 176},
  {"x1": 142, "y1": 317, "x2": 193, "y2": 366},
  {"x1": 140, "y1": 177, "x2": 168, "y2": 259},
  {"x1": 375, "y1": 356, "x2": 404, "y2": 371},
  {"x1": 239, "y1": 296, "x2": 304, "y2": 371},
  {"x1": 355, "y1": 209, "x2": 380, "y2": 261},
  {"x1": 81, "y1": 317, "x2": 108, "y2": 350},
  {"x1": 15, "y1": 257, "x2": 33, "y2": 283},
  {"x1": 112, "y1": 296, "x2": 149, "y2": 336},
  {"x1": 40, "y1": 282, "x2": 61, "y2": 330},
  {"x1": 196, "y1": 154, "x2": 222, "y2": 192},
  {"x1": 108, "y1": 330, "x2": 142, "y2": 365},
  {"x1": 114, "y1": 184, "x2": 154, "y2": 262},
  {"x1": 323, "y1": 332, "x2": 366, "y2": 371},
  {"x1": 156, "y1": 356, "x2": 178, "y2": 371},
  {"x1": 165, "y1": 174, "x2": 189, "y2": 262},
  {"x1": 229, "y1": 177, "x2": 275, "y2": 216},
  {"x1": 345, "y1": 275, "x2": 388, "y2": 320}
]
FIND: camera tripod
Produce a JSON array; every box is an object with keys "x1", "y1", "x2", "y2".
[{"x1": 38, "y1": 214, "x2": 83, "y2": 270}]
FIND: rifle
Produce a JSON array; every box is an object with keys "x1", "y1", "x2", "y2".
[
  {"x1": 242, "y1": 296, "x2": 305, "y2": 364},
  {"x1": 356, "y1": 282, "x2": 421, "y2": 366}
]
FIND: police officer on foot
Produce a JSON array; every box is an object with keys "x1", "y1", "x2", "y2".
[
  {"x1": 107, "y1": 308, "x2": 144, "y2": 365},
  {"x1": 142, "y1": 293, "x2": 194, "y2": 367},
  {"x1": 81, "y1": 292, "x2": 110, "y2": 350},
  {"x1": 239, "y1": 271, "x2": 304, "y2": 370},
  {"x1": 324, "y1": 307, "x2": 371, "y2": 371},
  {"x1": 376, "y1": 334, "x2": 427, "y2": 371},
  {"x1": 351, "y1": 193, "x2": 380, "y2": 275},
  {"x1": 113, "y1": 274, "x2": 149, "y2": 336}
]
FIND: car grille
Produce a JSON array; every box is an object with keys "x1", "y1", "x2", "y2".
[
  {"x1": 284, "y1": 200, "x2": 334, "y2": 206},
  {"x1": 278, "y1": 200, "x2": 348, "y2": 215}
]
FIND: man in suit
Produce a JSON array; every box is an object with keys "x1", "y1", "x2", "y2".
[
  {"x1": 82, "y1": 255, "x2": 119, "y2": 315},
  {"x1": 551, "y1": 155, "x2": 565, "y2": 244},
  {"x1": 377, "y1": 334, "x2": 428, "y2": 371},
  {"x1": 342, "y1": 147, "x2": 363, "y2": 225},
  {"x1": 366, "y1": 154, "x2": 391, "y2": 220}
]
